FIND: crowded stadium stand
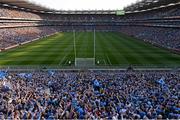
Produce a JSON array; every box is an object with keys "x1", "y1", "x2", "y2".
[
  {"x1": 0, "y1": 0, "x2": 180, "y2": 119},
  {"x1": 0, "y1": 0, "x2": 180, "y2": 51},
  {"x1": 0, "y1": 69, "x2": 179, "y2": 119},
  {"x1": 120, "y1": 0, "x2": 180, "y2": 52}
]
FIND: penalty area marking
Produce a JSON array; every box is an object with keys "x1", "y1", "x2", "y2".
[
  {"x1": 103, "y1": 59, "x2": 107, "y2": 65},
  {"x1": 106, "y1": 54, "x2": 112, "y2": 65},
  {"x1": 65, "y1": 59, "x2": 69, "y2": 65},
  {"x1": 59, "y1": 55, "x2": 67, "y2": 65}
]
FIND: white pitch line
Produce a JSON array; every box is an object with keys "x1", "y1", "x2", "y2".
[
  {"x1": 106, "y1": 54, "x2": 112, "y2": 65},
  {"x1": 59, "y1": 55, "x2": 66, "y2": 65},
  {"x1": 103, "y1": 59, "x2": 106, "y2": 66},
  {"x1": 65, "y1": 59, "x2": 69, "y2": 65}
]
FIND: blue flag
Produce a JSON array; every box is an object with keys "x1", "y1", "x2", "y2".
[
  {"x1": 157, "y1": 76, "x2": 170, "y2": 92},
  {"x1": 25, "y1": 73, "x2": 32, "y2": 79},
  {"x1": 157, "y1": 77, "x2": 165, "y2": 85},
  {"x1": 18, "y1": 73, "x2": 26, "y2": 78},
  {"x1": 18, "y1": 73, "x2": 32, "y2": 79},
  {"x1": 0, "y1": 71, "x2": 7, "y2": 80},
  {"x1": 48, "y1": 70, "x2": 55, "y2": 76},
  {"x1": 94, "y1": 79, "x2": 100, "y2": 87}
]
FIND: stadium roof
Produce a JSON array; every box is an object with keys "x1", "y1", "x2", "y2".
[
  {"x1": 1, "y1": 0, "x2": 179, "y2": 14},
  {"x1": 124, "y1": 0, "x2": 180, "y2": 13},
  {"x1": 0, "y1": 0, "x2": 118, "y2": 14},
  {"x1": 0, "y1": 0, "x2": 52, "y2": 12},
  {"x1": 49, "y1": 10, "x2": 117, "y2": 15}
]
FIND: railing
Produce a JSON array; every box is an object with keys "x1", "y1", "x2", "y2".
[{"x1": 0, "y1": 64, "x2": 179, "y2": 71}]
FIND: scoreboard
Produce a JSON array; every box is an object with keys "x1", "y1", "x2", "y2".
[{"x1": 116, "y1": 10, "x2": 125, "y2": 16}]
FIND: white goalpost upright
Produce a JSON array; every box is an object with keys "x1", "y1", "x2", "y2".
[
  {"x1": 73, "y1": 30, "x2": 77, "y2": 59},
  {"x1": 94, "y1": 29, "x2": 96, "y2": 59},
  {"x1": 74, "y1": 29, "x2": 96, "y2": 67}
]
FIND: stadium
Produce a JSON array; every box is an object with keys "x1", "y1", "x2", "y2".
[{"x1": 0, "y1": 0, "x2": 179, "y2": 119}]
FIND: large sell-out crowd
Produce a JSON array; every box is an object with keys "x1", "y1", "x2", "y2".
[
  {"x1": 0, "y1": 5, "x2": 180, "y2": 51},
  {"x1": 0, "y1": 27, "x2": 61, "y2": 49},
  {"x1": 0, "y1": 70, "x2": 179, "y2": 119},
  {"x1": 118, "y1": 26, "x2": 180, "y2": 50},
  {"x1": 0, "y1": 3, "x2": 180, "y2": 120}
]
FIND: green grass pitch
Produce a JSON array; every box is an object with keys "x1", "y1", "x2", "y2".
[{"x1": 0, "y1": 32, "x2": 180, "y2": 68}]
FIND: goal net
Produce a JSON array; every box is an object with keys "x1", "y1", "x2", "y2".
[{"x1": 75, "y1": 58, "x2": 95, "y2": 67}]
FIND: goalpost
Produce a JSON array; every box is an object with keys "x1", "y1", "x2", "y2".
[{"x1": 74, "y1": 29, "x2": 96, "y2": 67}]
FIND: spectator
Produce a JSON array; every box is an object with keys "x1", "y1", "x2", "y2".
[{"x1": 0, "y1": 70, "x2": 179, "y2": 119}]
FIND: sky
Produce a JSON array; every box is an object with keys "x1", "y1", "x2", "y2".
[{"x1": 27, "y1": 0, "x2": 138, "y2": 10}]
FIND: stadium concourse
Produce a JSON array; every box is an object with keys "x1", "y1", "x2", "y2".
[{"x1": 0, "y1": 0, "x2": 180, "y2": 119}]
